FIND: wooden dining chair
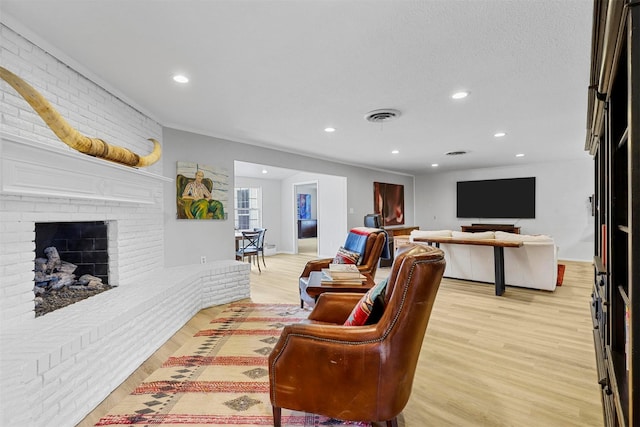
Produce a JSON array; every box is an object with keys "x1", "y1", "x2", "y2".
[
  {"x1": 236, "y1": 230, "x2": 262, "y2": 272},
  {"x1": 253, "y1": 227, "x2": 267, "y2": 269}
]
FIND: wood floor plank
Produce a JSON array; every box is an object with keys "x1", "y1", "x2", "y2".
[{"x1": 77, "y1": 255, "x2": 603, "y2": 427}]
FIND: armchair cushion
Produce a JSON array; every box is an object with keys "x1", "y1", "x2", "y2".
[
  {"x1": 344, "y1": 278, "x2": 389, "y2": 326},
  {"x1": 308, "y1": 293, "x2": 366, "y2": 324},
  {"x1": 333, "y1": 246, "x2": 361, "y2": 265}
]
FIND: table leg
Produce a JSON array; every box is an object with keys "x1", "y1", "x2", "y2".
[
  {"x1": 493, "y1": 246, "x2": 505, "y2": 296},
  {"x1": 235, "y1": 237, "x2": 242, "y2": 261}
]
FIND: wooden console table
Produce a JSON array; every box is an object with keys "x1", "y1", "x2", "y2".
[
  {"x1": 379, "y1": 225, "x2": 419, "y2": 267},
  {"x1": 411, "y1": 236, "x2": 523, "y2": 296},
  {"x1": 461, "y1": 224, "x2": 520, "y2": 234}
]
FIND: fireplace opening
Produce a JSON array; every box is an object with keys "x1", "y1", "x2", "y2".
[{"x1": 34, "y1": 221, "x2": 112, "y2": 317}]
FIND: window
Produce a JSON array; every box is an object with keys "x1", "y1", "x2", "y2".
[{"x1": 234, "y1": 187, "x2": 262, "y2": 230}]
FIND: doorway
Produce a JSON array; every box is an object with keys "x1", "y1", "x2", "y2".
[
  {"x1": 294, "y1": 182, "x2": 318, "y2": 256},
  {"x1": 234, "y1": 160, "x2": 348, "y2": 257}
]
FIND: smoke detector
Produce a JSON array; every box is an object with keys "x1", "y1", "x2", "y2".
[
  {"x1": 364, "y1": 109, "x2": 401, "y2": 123},
  {"x1": 445, "y1": 150, "x2": 468, "y2": 156}
]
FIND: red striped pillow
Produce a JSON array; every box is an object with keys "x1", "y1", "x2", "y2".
[
  {"x1": 344, "y1": 278, "x2": 388, "y2": 326},
  {"x1": 333, "y1": 246, "x2": 361, "y2": 265}
]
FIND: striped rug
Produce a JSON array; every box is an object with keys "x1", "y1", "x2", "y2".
[{"x1": 95, "y1": 303, "x2": 368, "y2": 427}]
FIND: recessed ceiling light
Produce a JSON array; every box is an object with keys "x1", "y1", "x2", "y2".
[
  {"x1": 391, "y1": 150, "x2": 399, "y2": 154},
  {"x1": 324, "y1": 127, "x2": 336, "y2": 133},
  {"x1": 173, "y1": 74, "x2": 189, "y2": 83},
  {"x1": 451, "y1": 91, "x2": 469, "y2": 100},
  {"x1": 516, "y1": 153, "x2": 525, "y2": 157},
  {"x1": 494, "y1": 132, "x2": 507, "y2": 138},
  {"x1": 431, "y1": 163, "x2": 439, "y2": 167},
  {"x1": 262, "y1": 169, "x2": 268, "y2": 174}
]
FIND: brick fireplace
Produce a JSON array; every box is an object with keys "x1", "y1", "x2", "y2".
[
  {"x1": 0, "y1": 134, "x2": 168, "y2": 324},
  {"x1": 0, "y1": 134, "x2": 250, "y2": 426},
  {"x1": 0, "y1": 24, "x2": 249, "y2": 426}
]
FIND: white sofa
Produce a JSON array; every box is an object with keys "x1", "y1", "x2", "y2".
[{"x1": 410, "y1": 230, "x2": 558, "y2": 291}]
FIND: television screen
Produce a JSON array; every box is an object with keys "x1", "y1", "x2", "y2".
[{"x1": 456, "y1": 177, "x2": 536, "y2": 219}]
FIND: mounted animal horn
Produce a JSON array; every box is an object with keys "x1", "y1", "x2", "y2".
[{"x1": 0, "y1": 66, "x2": 161, "y2": 168}]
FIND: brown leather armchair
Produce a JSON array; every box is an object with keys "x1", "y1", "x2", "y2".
[
  {"x1": 270, "y1": 244, "x2": 446, "y2": 427},
  {"x1": 299, "y1": 229, "x2": 386, "y2": 307}
]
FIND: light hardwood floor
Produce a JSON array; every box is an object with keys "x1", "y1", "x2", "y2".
[{"x1": 78, "y1": 252, "x2": 603, "y2": 427}]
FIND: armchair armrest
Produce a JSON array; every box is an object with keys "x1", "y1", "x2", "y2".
[
  {"x1": 270, "y1": 322, "x2": 380, "y2": 364},
  {"x1": 299, "y1": 257, "x2": 333, "y2": 277},
  {"x1": 308, "y1": 293, "x2": 363, "y2": 324}
]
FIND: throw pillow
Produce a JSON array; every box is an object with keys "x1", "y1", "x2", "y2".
[
  {"x1": 333, "y1": 246, "x2": 361, "y2": 265},
  {"x1": 344, "y1": 278, "x2": 389, "y2": 326}
]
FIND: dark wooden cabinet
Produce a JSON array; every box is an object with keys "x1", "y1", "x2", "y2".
[
  {"x1": 297, "y1": 219, "x2": 317, "y2": 238},
  {"x1": 586, "y1": 2, "x2": 639, "y2": 425},
  {"x1": 380, "y1": 226, "x2": 419, "y2": 267}
]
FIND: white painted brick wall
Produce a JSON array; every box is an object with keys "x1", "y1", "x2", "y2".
[
  {"x1": 0, "y1": 23, "x2": 162, "y2": 172},
  {"x1": 0, "y1": 24, "x2": 252, "y2": 427},
  {"x1": 1, "y1": 261, "x2": 250, "y2": 426}
]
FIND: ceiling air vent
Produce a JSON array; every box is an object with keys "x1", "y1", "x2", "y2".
[
  {"x1": 364, "y1": 109, "x2": 401, "y2": 123},
  {"x1": 445, "y1": 150, "x2": 468, "y2": 156}
]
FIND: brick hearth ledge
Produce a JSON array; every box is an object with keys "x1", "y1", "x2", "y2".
[{"x1": 0, "y1": 261, "x2": 251, "y2": 426}]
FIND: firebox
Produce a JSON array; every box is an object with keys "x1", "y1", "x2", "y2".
[
  {"x1": 35, "y1": 221, "x2": 109, "y2": 282},
  {"x1": 34, "y1": 221, "x2": 111, "y2": 316}
]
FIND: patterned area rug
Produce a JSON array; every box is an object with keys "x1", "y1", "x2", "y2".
[{"x1": 95, "y1": 303, "x2": 369, "y2": 427}]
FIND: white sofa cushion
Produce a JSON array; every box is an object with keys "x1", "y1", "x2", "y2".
[
  {"x1": 410, "y1": 229, "x2": 452, "y2": 241},
  {"x1": 494, "y1": 231, "x2": 523, "y2": 241},
  {"x1": 495, "y1": 231, "x2": 554, "y2": 243},
  {"x1": 451, "y1": 230, "x2": 495, "y2": 240}
]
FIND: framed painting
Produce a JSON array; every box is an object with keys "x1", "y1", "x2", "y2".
[
  {"x1": 373, "y1": 182, "x2": 405, "y2": 226},
  {"x1": 176, "y1": 161, "x2": 229, "y2": 220},
  {"x1": 298, "y1": 194, "x2": 311, "y2": 219}
]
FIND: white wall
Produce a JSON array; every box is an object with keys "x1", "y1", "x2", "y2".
[
  {"x1": 234, "y1": 175, "x2": 282, "y2": 250},
  {"x1": 162, "y1": 127, "x2": 415, "y2": 266},
  {"x1": 0, "y1": 24, "x2": 163, "y2": 177},
  {"x1": 0, "y1": 24, "x2": 164, "y2": 322},
  {"x1": 414, "y1": 159, "x2": 594, "y2": 261},
  {"x1": 0, "y1": 24, "x2": 251, "y2": 427},
  {"x1": 283, "y1": 173, "x2": 348, "y2": 258},
  {"x1": 235, "y1": 174, "x2": 346, "y2": 258}
]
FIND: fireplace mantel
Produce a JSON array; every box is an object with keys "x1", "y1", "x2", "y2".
[{"x1": 0, "y1": 133, "x2": 172, "y2": 204}]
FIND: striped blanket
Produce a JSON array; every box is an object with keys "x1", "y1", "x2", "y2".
[{"x1": 344, "y1": 227, "x2": 390, "y2": 261}]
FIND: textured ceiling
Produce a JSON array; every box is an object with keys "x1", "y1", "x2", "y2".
[{"x1": 0, "y1": 0, "x2": 594, "y2": 176}]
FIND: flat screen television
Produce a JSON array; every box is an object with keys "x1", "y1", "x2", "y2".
[{"x1": 456, "y1": 177, "x2": 536, "y2": 219}]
